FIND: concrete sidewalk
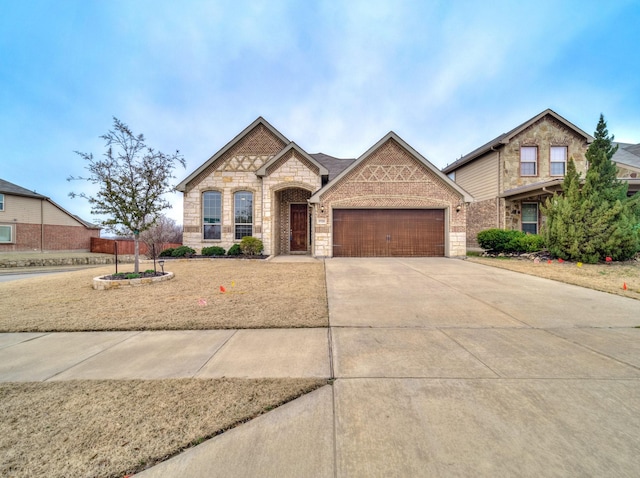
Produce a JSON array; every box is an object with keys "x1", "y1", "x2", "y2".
[
  {"x1": 0, "y1": 329, "x2": 330, "y2": 382},
  {"x1": 3, "y1": 257, "x2": 640, "y2": 477}
]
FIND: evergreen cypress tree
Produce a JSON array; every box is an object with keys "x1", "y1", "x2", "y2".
[{"x1": 542, "y1": 114, "x2": 639, "y2": 262}]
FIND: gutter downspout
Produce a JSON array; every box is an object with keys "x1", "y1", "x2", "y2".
[
  {"x1": 41, "y1": 199, "x2": 44, "y2": 252},
  {"x1": 491, "y1": 146, "x2": 501, "y2": 228}
]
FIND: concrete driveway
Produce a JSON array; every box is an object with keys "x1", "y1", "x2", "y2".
[
  {"x1": 138, "y1": 257, "x2": 640, "y2": 477},
  {"x1": 326, "y1": 258, "x2": 640, "y2": 477}
]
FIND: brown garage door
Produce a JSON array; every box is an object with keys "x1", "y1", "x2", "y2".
[{"x1": 332, "y1": 209, "x2": 445, "y2": 257}]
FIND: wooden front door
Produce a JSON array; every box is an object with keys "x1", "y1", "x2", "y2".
[{"x1": 290, "y1": 204, "x2": 308, "y2": 252}]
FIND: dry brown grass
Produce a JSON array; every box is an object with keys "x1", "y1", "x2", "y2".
[
  {"x1": 0, "y1": 378, "x2": 327, "y2": 478},
  {"x1": 467, "y1": 256, "x2": 640, "y2": 300},
  {"x1": 0, "y1": 259, "x2": 328, "y2": 332}
]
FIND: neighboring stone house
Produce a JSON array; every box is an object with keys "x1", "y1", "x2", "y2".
[
  {"x1": 442, "y1": 109, "x2": 596, "y2": 248},
  {"x1": 177, "y1": 117, "x2": 471, "y2": 257},
  {"x1": 443, "y1": 109, "x2": 640, "y2": 248},
  {"x1": 0, "y1": 178, "x2": 101, "y2": 252}
]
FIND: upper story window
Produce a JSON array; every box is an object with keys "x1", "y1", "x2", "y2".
[
  {"x1": 520, "y1": 147, "x2": 538, "y2": 176},
  {"x1": 0, "y1": 193, "x2": 4, "y2": 211},
  {"x1": 203, "y1": 191, "x2": 221, "y2": 240},
  {"x1": 550, "y1": 146, "x2": 567, "y2": 176},
  {"x1": 234, "y1": 191, "x2": 253, "y2": 240}
]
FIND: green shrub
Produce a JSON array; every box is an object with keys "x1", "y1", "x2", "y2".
[
  {"x1": 125, "y1": 273, "x2": 141, "y2": 279},
  {"x1": 515, "y1": 233, "x2": 545, "y2": 253},
  {"x1": 144, "y1": 269, "x2": 155, "y2": 274},
  {"x1": 227, "y1": 244, "x2": 242, "y2": 256},
  {"x1": 240, "y1": 236, "x2": 264, "y2": 255},
  {"x1": 477, "y1": 228, "x2": 544, "y2": 254},
  {"x1": 171, "y1": 245, "x2": 196, "y2": 257},
  {"x1": 159, "y1": 248, "x2": 175, "y2": 257},
  {"x1": 201, "y1": 246, "x2": 226, "y2": 256},
  {"x1": 477, "y1": 229, "x2": 520, "y2": 253}
]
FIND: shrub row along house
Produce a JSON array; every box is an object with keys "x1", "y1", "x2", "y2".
[
  {"x1": 0, "y1": 178, "x2": 100, "y2": 252},
  {"x1": 178, "y1": 110, "x2": 639, "y2": 258}
]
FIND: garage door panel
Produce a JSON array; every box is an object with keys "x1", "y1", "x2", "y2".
[{"x1": 333, "y1": 209, "x2": 444, "y2": 257}]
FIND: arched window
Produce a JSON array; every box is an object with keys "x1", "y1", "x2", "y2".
[
  {"x1": 234, "y1": 191, "x2": 253, "y2": 240},
  {"x1": 203, "y1": 191, "x2": 221, "y2": 240}
]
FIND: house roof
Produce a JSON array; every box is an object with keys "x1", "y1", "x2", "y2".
[
  {"x1": 442, "y1": 109, "x2": 594, "y2": 174},
  {"x1": 310, "y1": 153, "x2": 356, "y2": 181},
  {"x1": 0, "y1": 178, "x2": 46, "y2": 199},
  {"x1": 310, "y1": 131, "x2": 473, "y2": 204},
  {"x1": 255, "y1": 142, "x2": 328, "y2": 177},
  {"x1": 175, "y1": 117, "x2": 290, "y2": 192},
  {"x1": 0, "y1": 178, "x2": 100, "y2": 229},
  {"x1": 613, "y1": 142, "x2": 640, "y2": 170},
  {"x1": 499, "y1": 179, "x2": 565, "y2": 200}
]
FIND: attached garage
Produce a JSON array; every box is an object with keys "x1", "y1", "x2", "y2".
[
  {"x1": 309, "y1": 132, "x2": 472, "y2": 258},
  {"x1": 332, "y1": 209, "x2": 445, "y2": 257}
]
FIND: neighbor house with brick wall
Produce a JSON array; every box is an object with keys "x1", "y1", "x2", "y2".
[
  {"x1": 442, "y1": 109, "x2": 640, "y2": 248},
  {"x1": 442, "y1": 109, "x2": 594, "y2": 248},
  {"x1": 0, "y1": 178, "x2": 101, "y2": 252},
  {"x1": 177, "y1": 117, "x2": 471, "y2": 258}
]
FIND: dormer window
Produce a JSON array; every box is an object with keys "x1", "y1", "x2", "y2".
[
  {"x1": 520, "y1": 147, "x2": 537, "y2": 176},
  {"x1": 550, "y1": 146, "x2": 567, "y2": 176}
]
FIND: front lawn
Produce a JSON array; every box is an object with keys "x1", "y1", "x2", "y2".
[{"x1": 0, "y1": 259, "x2": 328, "y2": 331}]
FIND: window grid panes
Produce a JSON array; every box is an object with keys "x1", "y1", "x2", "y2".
[
  {"x1": 521, "y1": 203, "x2": 538, "y2": 234},
  {"x1": 234, "y1": 191, "x2": 253, "y2": 240},
  {"x1": 203, "y1": 191, "x2": 221, "y2": 240},
  {"x1": 0, "y1": 193, "x2": 4, "y2": 211},
  {"x1": 0, "y1": 225, "x2": 12, "y2": 243},
  {"x1": 550, "y1": 146, "x2": 567, "y2": 176},
  {"x1": 520, "y1": 147, "x2": 537, "y2": 176}
]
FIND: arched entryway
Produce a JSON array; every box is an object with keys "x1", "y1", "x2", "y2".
[{"x1": 273, "y1": 187, "x2": 312, "y2": 255}]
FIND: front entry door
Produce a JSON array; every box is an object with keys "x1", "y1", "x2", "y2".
[{"x1": 290, "y1": 204, "x2": 308, "y2": 252}]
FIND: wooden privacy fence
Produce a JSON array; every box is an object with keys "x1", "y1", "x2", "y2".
[{"x1": 91, "y1": 237, "x2": 182, "y2": 255}]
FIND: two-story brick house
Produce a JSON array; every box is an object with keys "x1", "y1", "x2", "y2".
[
  {"x1": 177, "y1": 117, "x2": 471, "y2": 257},
  {"x1": 0, "y1": 178, "x2": 101, "y2": 252},
  {"x1": 442, "y1": 109, "x2": 596, "y2": 248}
]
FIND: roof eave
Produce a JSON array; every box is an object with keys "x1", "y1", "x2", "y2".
[{"x1": 175, "y1": 117, "x2": 289, "y2": 192}]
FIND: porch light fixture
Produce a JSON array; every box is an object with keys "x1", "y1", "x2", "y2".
[
  {"x1": 158, "y1": 260, "x2": 165, "y2": 274},
  {"x1": 320, "y1": 205, "x2": 325, "y2": 213},
  {"x1": 456, "y1": 205, "x2": 461, "y2": 213}
]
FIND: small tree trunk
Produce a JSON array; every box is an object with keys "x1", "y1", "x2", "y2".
[{"x1": 134, "y1": 233, "x2": 140, "y2": 273}]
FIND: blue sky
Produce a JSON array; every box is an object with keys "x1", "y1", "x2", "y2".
[{"x1": 2, "y1": 0, "x2": 639, "y2": 225}]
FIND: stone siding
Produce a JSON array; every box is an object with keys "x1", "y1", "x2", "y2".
[
  {"x1": 502, "y1": 115, "x2": 589, "y2": 191},
  {"x1": 182, "y1": 124, "x2": 288, "y2": 254}
]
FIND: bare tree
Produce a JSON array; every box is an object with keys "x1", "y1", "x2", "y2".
[
  {"x1": 140, "y1": 215, "x2": 183, "y2": 259},
  {"x1": 69, "y1": 118, "x2": 185, "y2": 272}
]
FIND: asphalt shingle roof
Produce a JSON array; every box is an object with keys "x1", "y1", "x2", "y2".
[
  {"x1": 310, "y1": 153, "x2": 356, "y2": 182},
  {"x1": 0, "y1": 178, "x2": 46, "y2": 199}
]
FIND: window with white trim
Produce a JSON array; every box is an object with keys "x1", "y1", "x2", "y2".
[
  {"x1": 203, "y1": 191, "x2": 222, "y2": 240},
  {"x1": 521, "y1": 203, "x2": 538, "y2": 234},
  {"x1": 550, "y1": 146, "x2": 567, "y2": 176},
  {"x1": 234, "y1": 191, "x2": 253, "y2": 240},
  {"x1": 0, "y1": 193, "x2": 4, "y2": 211},
  {"x1": 0, "y1": 225, "x2": 13, "y2": 243},
  {"x1": 520, "y1": 146, "x2": 537, "y2": 176}
]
